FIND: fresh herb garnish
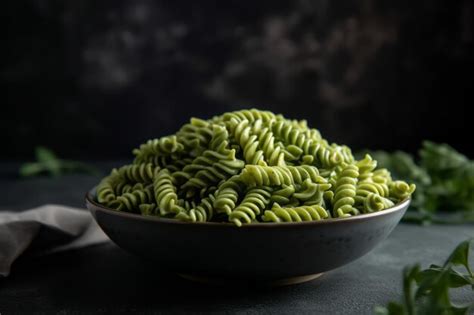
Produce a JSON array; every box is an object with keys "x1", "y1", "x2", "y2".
[
  {"x1": 19, "y1": 146, "x2": 100, "y2": 177},
  {"x1": 375, "y1": 239, "x2": 474, "y2": 315},
  {"x1": 360, "y1": 141, "x2": 474, "y2": 224}
]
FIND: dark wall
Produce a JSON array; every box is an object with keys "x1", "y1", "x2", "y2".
[{"x1": 3, "y1": 0, "x2": 473, "y2": 160}]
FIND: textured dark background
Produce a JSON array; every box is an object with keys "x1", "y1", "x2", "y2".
[{"x1": 2, "y1": 0, "x2": 473, "y2": 160}]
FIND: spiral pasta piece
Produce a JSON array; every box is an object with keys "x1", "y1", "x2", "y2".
[
  {"x1": 271, "y1": 120, "x2": 349, "y2": 167},
  {"x1": 270, "y1": 185, "x2": 296, "y2": 205},
  {"x1": 178, "y1": 193, "x2": 216, "y2": 222},
  {"x1": 356, "y1": 154, "x2": 377, "y2": 181},
  {"x1": 262, "y1": 203, "x2": 329, "y2": 223},
  {"x1": 293, "y1": 178, "x2": 332, "y2": 206},
  {"x1": 220, "y1": 109, "x2": 277, "y2": 125},
  {"x1": 114, "y1": 186, "x2": 154, "y2": 212},
  {"x1": 332, "y1": 164, "x2": 359, "y2": 218},
  {"x1": 177, "y1": 149, "x2": 245, "y2": 197},
  {"x1": 173, "y1": 126, "x2": 245, "y2": 197},
  {"x1": 255, "y1": 126, "x2": 285, "y2": 166},
  {"x1": 214, "y1": 176, "x2": 244, "y2": 215},
  {"x1": 286, "y1": 165, "x2": 322, "y2": 184},
  {"x1": 118, "y1": 163, "x2": 157, "y2": 184},
  {"x1": 389, "y1": 181, "x2": 416, "y2": 200},
  {"x1": 363, "y1": 193, "x2": 385, "y2": 213},
  {"x1": 97, "y1": 169, "x2": 122, "y2": 205},
  {"x1": 154, "y1": 169, "x2": 185, "y2": 216},
  {"x1": 240, "y1": 165, "x2": 293, "y2": 187},
  {"x1": 117, "y1": 183, "x2": 147, "y2": 195},
  {"x1": 335, "y1": 145, "x2": 354, "y2": 164},
  {"x1": 373, "y1": 168, "x2": 392, "y2": 184},
  {"x1": 229, "y1": 187, "x2": 272, "y2": 227},
  {"x1": 133, "y1": 136, "x2": 184, "y2": 165},
  {"x1": 139, "y1": 203, "x2": 158, "y2": 216},
  {"x1": 176, "y1": 118, "x2": 214, "y2": 156},
  {"x1": 239, "y1": 165, "x2": 321, "y2": 187},
  {"x1": 230, "y1": 119, "x2": 265, "y2": 165}
]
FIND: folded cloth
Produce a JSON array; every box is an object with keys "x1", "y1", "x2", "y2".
[{"x1": 0, "y1": 205, "x2": 109, "y2": 277}]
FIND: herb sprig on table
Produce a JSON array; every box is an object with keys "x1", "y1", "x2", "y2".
[
  {"x1": 360, "y1": 141, "x2": 474, "y2": 224},
  {"x1": 19, "y1": 146, "x2": 100, "y2": 177},
  {"x1": 375, "y1": 239, "x2": 474, "y2": 315}
]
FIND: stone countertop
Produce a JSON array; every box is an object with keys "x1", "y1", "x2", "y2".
[{"x1": 0, "y1": 165, "x2": 473, "y2": 314}]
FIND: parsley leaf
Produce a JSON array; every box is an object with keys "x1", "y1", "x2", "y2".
[
  {"x1": 375, "y1": 239, "x2": 474, "y2": 315},
  {"x1": 359, "y1": 141, "x2": 474, "y2": 224},
  {"x1": 19, "y1": 146, "x2": 101, "y2": 177}
]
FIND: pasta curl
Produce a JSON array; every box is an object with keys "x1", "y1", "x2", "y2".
[
  {"x1": 262, "y1": 203, "x2": 329, "y2": 223},
  {"x1": 332, "y1": 164, "x2": 359, "y2": 218}
]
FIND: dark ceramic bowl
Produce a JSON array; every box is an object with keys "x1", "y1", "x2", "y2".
[{"x1": 86, "y1": 189, "x2": 409, "y2": 285}]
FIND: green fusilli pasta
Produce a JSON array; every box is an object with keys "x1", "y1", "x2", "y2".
[
  {"x1": 332, "y1": 164, "x2": 359, "y2": 218},
  {"x1": 96, "y1": 109, "x2": 416, "y2": 226},
  {"x1": 262, "y1": 203, "x2": 329, "y2": 223},
  {"x1": 229, "y1": 187, "x2": 272, "y2": 226}
]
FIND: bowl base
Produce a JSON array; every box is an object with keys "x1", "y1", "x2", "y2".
[{"x1": 177, "y1": 272, "x2": 323, "y2": 286}]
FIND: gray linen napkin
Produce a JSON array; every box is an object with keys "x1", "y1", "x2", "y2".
[{"x1": 0, "y1": 204, "x2": 109, "y2": 277}]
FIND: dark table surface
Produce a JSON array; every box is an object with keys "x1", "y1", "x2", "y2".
[{"x1": 0, "y1": 163, "x2": 473, "y2": 314}]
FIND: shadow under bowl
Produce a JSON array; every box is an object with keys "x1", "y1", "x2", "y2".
[{"x1": 86, "y1": 189, "x2": 409, "y2": 285}]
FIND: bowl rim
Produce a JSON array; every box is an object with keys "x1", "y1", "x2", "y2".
[{"x1": 86, "y1": 188, "x2": 410, "y2": 228}]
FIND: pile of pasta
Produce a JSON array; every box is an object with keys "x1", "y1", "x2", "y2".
[{"x1": 97, "y1": 109, "x2": 415, "y2": 226}]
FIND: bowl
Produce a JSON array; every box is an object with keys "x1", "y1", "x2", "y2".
[{"x1": 86, "y1": 188, "x2": 409, "y2": 285}]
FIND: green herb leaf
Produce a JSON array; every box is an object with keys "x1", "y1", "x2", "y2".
[
  {"x1": 61, "y1": 160, "x2": 101, "y2": 176},
  {"x1": 35, "y1": 146, "x2": 58, "y2": 163},
  {"x1": 19, "y1": 162, "x2": 46, "y2": 177},
  {"x1": 19, "y1": 146, "x2": 101, "y2": 178},
  {"x1": 418, "y1": 266, "x2": 473, "y2": 288},
  {"x1": 375, "y1": 239, "x2": 474, "y2": 315},
  {"x1": 403, "y1": 265, "x2": 420, "y2": 315},
  {"x1": 358, "y1": 141, "x2": 474, "y2": 225},
  {"x1": 445, "y1": 239, "x2": 473, "y2": 276},
  {"x1": 420, "y1": 141, "x2": 468, "y2": 176}
]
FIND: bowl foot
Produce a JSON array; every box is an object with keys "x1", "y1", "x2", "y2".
[{"x1": 177, "y1": 272, "x2": 323, "y2": 286}]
